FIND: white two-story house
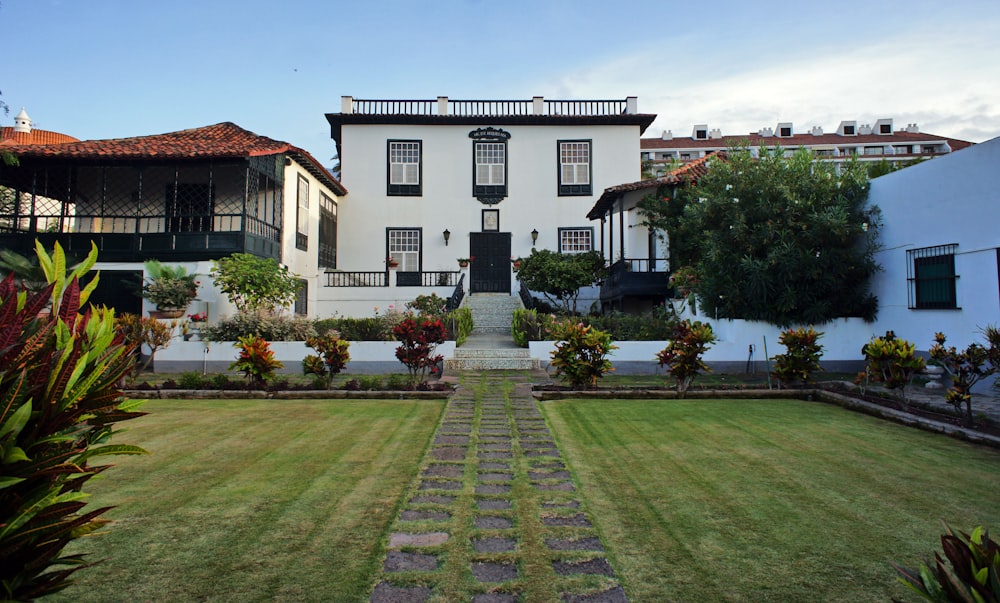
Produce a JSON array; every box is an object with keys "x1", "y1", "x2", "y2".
[{"x1": 319, "y1": 96, "x2": 655, "y2": 317}]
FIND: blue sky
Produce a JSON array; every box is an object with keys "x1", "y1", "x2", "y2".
[{"x1": 3, "y1": 0, "x2": 999, "y2": 166}]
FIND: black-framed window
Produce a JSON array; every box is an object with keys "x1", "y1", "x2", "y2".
[
  {"x1": 558, "y1": 227, "x2": 594, "y2": 253},
  {"x1": 388, "y1": 140, "x2": 422, "y2": 196},
  {"x1": 296, "y1": 174, "x2": 309, "y2": 251},
  {"x1": 473, "y1": 141, "x2": 507, "y2": 198},
  {"x1": 558, "y1": 140, "x2": 592, "y2": 196},
  {"x1": 293, "y1": 278, "x2": 308, "y2": 316},
  {"x1": 318, "y1": 192, "x2": 337, "y2": 269},
  {"x1": 907, "y1": 244, "x2": 958, "y2": 309},
  {"x1": 388, "y1": 228, "x2": 421, "y2": 272}
]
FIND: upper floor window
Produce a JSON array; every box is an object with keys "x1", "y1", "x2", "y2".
[
  {"x1": 864, "y1": 146, "x2": 884, "y2": 155},
  {"x1": 559, "y1": 227, "x2": 593, "y2": 253},
  {"x1": 318, "y1": 192, "x2": 337, "y2": 269},
  {"x1": 474, "y1": 141, "x2": 507, "y2": 199},
  {"x1": 388, "y1": 140, "x2": 421, "y2": 196},
  {"x1": 296, "y1": 174, "x2": 309, "y2": 251},
  {"x1": 907, "y1": 244, "x2": 958, "y2": 309},
  {"x1": 558, "y1": 140, "x2": 592, "y2": 196}
]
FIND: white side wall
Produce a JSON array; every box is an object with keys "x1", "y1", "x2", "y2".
[{"x1": 868, "y1": 136, "x2": 1000, "y2": 351}]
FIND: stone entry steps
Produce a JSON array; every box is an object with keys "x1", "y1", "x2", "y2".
[
  {"x1": 370, "y1": 371, "x2": 627, "y2": 602},
  {"x1": 464, "y1": 293, "x2": 523, "y2": 335},
  {"x1": 446, "y1": 347, "x2": 539, "y2": 372}
]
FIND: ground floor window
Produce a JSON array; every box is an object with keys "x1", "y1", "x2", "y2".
[
  {"x1": 907, "y1": 244, "x2": 958, "y2": 309},
  {"x1": 388, "y1": 228, "x2": 421, "y2": 271},
  {"x1": 559, "y1": 227, "x2": 594, "y2": 253}
]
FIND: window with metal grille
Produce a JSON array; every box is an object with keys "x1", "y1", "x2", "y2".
[
  {"x1": 558, "y1": 141, "x2": 592, "y2": 196},
  {"x1": 907, "y1": 244, "x2": 958, "y2": 309},
  {"x1": 559, "y1": 227, "x2": 593, "y2": 253},
  {"x1": 318, "y1": 192, "x2": 337, "y2": 269},
  {"x1": 296, "y1": 174, "x2": 309, "y2": 251},
  {"x1": 388, "y1": 228, "x2": 420, "y2": 271},
  {"x1": 388, "y1": 140, "x2": 421, "y2": 195},
  {"x1": 294, "y1": 278, "x2": 308, "y2": 316}
]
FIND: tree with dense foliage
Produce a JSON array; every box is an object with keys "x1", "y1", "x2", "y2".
[
  {"x1": 638, "y1": 146, "x2": 882, "y2": 326},
  {"x1": 210, "y1": 253, "x2": 300, "y2": 314},
  {"x1": 515, "y1": 249, "x2": 605, "y2": 314},
  {"x1": 0, "y1": 242, "x2": 146, "y2": 600}
]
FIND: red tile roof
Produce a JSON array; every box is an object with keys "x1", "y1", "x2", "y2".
[
  {"x1": 0, "y1": 127, "x2": 79, "y2": 146},
  {"x1": 3, "y1": 122, "x2": 346, "y2": 195},
  {"x1": 641, "y1": 130, "x2": 972, "y2": 152},
  {"x1": 587, "y1": 153, "x2": 716, "y2": 219}
]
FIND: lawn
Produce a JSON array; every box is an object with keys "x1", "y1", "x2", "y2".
[
  {"x1": 542, "y1": 398, "x2": 1000, "y2": 602},
  {"x1": 51, "y1": 398, "x2": 444, "y2": 603}
]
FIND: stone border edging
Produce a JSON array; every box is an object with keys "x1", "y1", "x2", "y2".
[
  {"x1": 533, "y1": 387, "x2": 1000, "y2": 449},
  {"x1": 124, "y1": 389, "x2": 452, "y2": 400}
]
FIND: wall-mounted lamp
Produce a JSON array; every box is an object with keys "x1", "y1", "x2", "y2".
[
  {"x1": 443, "y1": 229, "x2": 451, "y2": 246},
  {"x1": 530, "y1": 229, "x2": 539, "y2": 245}
]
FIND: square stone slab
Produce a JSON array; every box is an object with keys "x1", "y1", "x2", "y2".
[
  {"x1": 430, "y1": 447, "x2": 467, "y2": 461},
  {"x1": 472, "y1": 536, "x2": 517, "y2": 553},
  {"x1": 545, "y1": 537, "x2": 604, "y2": 551},
  {"x1": 370, "y1": 582, "x2": 432, "y2": 603},
  {"x1": 478, "y1": 472, "x2": 513, "y2": 482},
  {"x1": 534, "y1": 481, "x2": 575, "y2": 492},
  {"x1": 423, "y1": 464, "x2": 464, "y2": 478},
  {"x1": 478, "y1": 461, "x2": 510, "y2": 470},
  {"x1": 384, "y1": 551, "x2": 439, "y2": 572},
  {"x1": 542, "y1": 513, "x2": 591, "y2": 527},
  {"x1": 553, "y1": 557, "x2": 615, "y2": 577},
  {"x1": 410, "y1": 495, "x2": 455, "y2": 505},
  {"x1": 475, "y1": 515, "x2": 513, "y2": 530},
  {"x1": 477, "y1": 498, "x2": 512, "y2": 510},
  {"x1": 419, "y1": 480, "x2": 462, "y2": 490},
  {"x1": 529, "y1": 470, "x2": 572, "y2": 480},
  {"x1": 472, "y1": 561, "x2": 518, "y2": 583},
  {"x1": 389, "y1": 532, "x2": 449, "y2": 548},
  {"x1": 400, "y1": 510, "x2": 451, "y2": 521},
  {"x1": 475, "y1": 484, "x2": 511, "y2": 495}
]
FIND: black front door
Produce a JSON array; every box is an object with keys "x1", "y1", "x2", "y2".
[{"x1": 470, "y1": 232, "x2": 511, "y2": 293}]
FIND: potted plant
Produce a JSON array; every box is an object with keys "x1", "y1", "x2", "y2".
[
  {"x1": 457, "y1": 256, "x2": 473, "y2": 268},
  {"x1": 511, "y1": 257, "x2": 522, "y2": 271},
  {"x1": 386, "y1": 256, "x2": 399, "y2": 269},
  {"x1": 183, "y1": 311, "x2": 208, "y2": 341},
  {"x1": 143, "y1": 260, "x2": 199, "y2": 318}
]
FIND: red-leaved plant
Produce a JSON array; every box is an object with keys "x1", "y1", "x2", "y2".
[
  {"x1": 771, "y1": 326, "x2": 824, "y2": 387},
  {"x1": 302, "y1": 333, "x2": 351, "y2": 389},
  {"x1": 393, "y1": 316, "x2": 446, "y2": 387},
  {"x1": 656, "y1": 319, "x2": 716, "y2": 398},
  {"x1": 0, "y1": 241, "x2": 147, "y2": 600},
  {"x1": 231, "y1": 335, "x2": 283, "y2": 388}
]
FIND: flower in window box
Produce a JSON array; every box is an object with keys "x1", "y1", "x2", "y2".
[
  {"x1": 457, "y1": 257, "x2": 473, "y2": 267},
  {"x1": 187, "y1": 312, "x2": 208, "y2": 323},
  {"x1": 386, "y1": 256, "x2": 399, "y2": 268}
]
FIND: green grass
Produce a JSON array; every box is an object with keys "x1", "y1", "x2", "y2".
[
  {"x1": 542, "y1": 398, "x2": 1000, "y2": 602},
  {"x1": 51, "y1": 398, "x2": 444, "y2": 603}
]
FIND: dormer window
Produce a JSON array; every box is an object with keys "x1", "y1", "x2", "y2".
[
  {"x1": 695, "y1": 129, "x2": 707, "y2": 139},
  {"x1": 843, "y1": 125, "x2": 855, "y2": 135},
  {"x1": 779, "y1": 126, "x2": 791, "y2": 137},
  {"x1": 880, "y1": 124, "x2": 891, "y2": 134}
]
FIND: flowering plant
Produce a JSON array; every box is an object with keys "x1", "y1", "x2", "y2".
[
  {"x1": 668, "y1": 266, "x2": 699, "y2": 298},
  {"x1": 457, "y1": 256, "x2": 474, "y2": 263},
  {"x1": 386, "y1": 256, "x2": 399, "y2": 265},
  {"x1": 187, "y1": 312, "x2": 208, "y2": 322}
]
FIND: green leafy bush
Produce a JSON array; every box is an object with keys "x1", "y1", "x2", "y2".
[
  {"x1": 231, "y1": 335, "x2": 283, "y2": 388},
  {"x1": 859, "y1": 331, "x2": 925, "y2": 406},
  {"x1": 210, "y1": 253, "x2": 299, "y2": 314},
  {"x1": 771, "y1": 326, "x2": 824, "y2": 386},
  {"x1": 512, "y1": 309, "x2": 561, "y2": 347},
  {"x1": 0, "y1": 242, "x2": 147, "y2": 600},
  {"x1": 892, "y1": 524, "x2": 1000, "y2": 602},
  {"x1": 446, "y1": 307, "x2": 473, "y2": 346},
  {"x1": 549, "y1": 321, "x2": 617, "y2": 389},
  {"x1": 302, "y1": 334, "x2": 351, "y2": 389},
  {"x1": 200, "y1": 310, "x2": 316, "y2": 342},
  {"x1": 584, "y1": 308, "x2": 677, "y2": 341},
  {"x1": 656, "y1": 320, "x2": 717, "y2": 397},
  {"x1": 930, "y1": 331, "x2": 999, "y2": 427},
  {"x1": 516, "y1": 249, "x2": 606, "y2": 314},
  {"x1": 178, "y1": 371, "x2": 206, "y2": 389},
  {"x1": 406, "y1": 293, "x2": 447, "y2": 316}
]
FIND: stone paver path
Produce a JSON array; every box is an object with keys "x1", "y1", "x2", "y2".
[{"x1": 370, "y1": 371, "x2": 625, "y2": 602}]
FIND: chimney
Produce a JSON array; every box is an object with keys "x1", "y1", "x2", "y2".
[
  {"x1": 709, "y1": 128, "x2": 723, "y2": 139},
  {"x1": 13, "y1": 108, "x2": 31, "y2": 134},
  {"x1": 340, "y1": 96, "x2": 354, "y2": 114},
  {"x1": 905, "y1": 123, "x2": 920, "y2": 133},
  {"x1": 759, "y1": 127, "x2": 774, "y2": 137},
  {"x1": 661, "y1": 129, "x2": 673, "y2": 141},
  {"x1": 810, "y1": 126, "x2": 823, "y2": 136},
  {"x1": 858, "y1": 123, "x2": 873, "y2": 135}
]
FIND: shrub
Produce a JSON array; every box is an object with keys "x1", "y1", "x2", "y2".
[
  {"x1": 930, "y1": 331, "x2": 999, "y2": 427},
  {"x1": 115, "y1": 312, "x2": 178, "y2": 383},
  {"x1": 892, "y1": 524, "x2": 1000, "y2": 602},
  {"x1": 385, "y1": 374, "x2": 410, "y2": 390},
  {"x1": 446, "y1": 307, "x2": 474, "y2": 346},
  {"x1": 512, "y1": 309, "x2": 561, "y2": 347},
  {"x1": 406, "y1": 293, "x2": 447, "y2": 316},
  {"x1": 0, "y1": 242, "x2": 147, "y2": 600},
  {"x1": 393, "y1": 317, "x2": 447, "y2": 387},
  {"x1": 356, "y1": 375, "x2": 382, "y2": 391},
  {"x1": 859, "y1": 331, "x2": 925, "y2": 406},
  {"x1": 771, "y1": 326, "x2": 824, "y2": 386},
  {"x1": 549, "y1": 321, "x2": 617, "y2": 389},
  {"x1": 656, "y1": 320, "x2": 716, "y2": 398},
  {"x1": 177, "y1": 371, "x2": 206, "y2": 389},
  {"x1": 302, "y1": 334, "x2": 351, "y2": 389},
  {"x1": 210, "y1": 253, "x2": 299, "y2": 314},
  {"x1": 200, "y1": 310, "x2": 316, "y2": 342},
  {"x1": 584, "y1": 308, "x2": 677, "y2": 341},
  {"x1": 230, "y1": 335, "x2": 283, "y2": 388}
]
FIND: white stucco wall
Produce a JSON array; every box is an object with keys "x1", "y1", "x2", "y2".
[{"x1": 868, "y1": 135, "x2": 999, "y2": 351}]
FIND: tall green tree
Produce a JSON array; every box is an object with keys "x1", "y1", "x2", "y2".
[{"x1": 639, "y1": 145, "x2": 882, "y2": 326}]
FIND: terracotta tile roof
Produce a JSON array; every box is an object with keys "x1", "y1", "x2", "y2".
[
  {"x1": 3, "y1": 122, "x2": 346, "y2": 195},
  {"x1": 587, "y1": 153, "x2": 716, "y2": 220},
  {"x1": 0, "y1": 127, "x2": 79, "y2": 146},
  {"x1": 641, "y1": 130, "x2": 972, "y2": 152}
]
